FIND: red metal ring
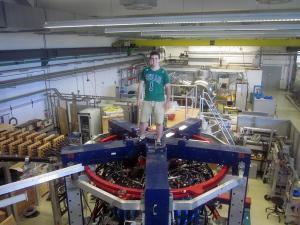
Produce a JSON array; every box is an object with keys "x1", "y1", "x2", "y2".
[{"x1": 85, "y1": 134, "x2": 228, "y2": 200}]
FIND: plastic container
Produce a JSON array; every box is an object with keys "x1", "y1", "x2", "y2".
[
  {"x1": 167, "y1": 113, "x2": 176, "y2": 121},
  {"x1": 293, "y1": 181, "x2": 300, "y2": 197}
]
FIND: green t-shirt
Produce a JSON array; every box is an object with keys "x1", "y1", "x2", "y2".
[{"x1": 140, "y1": 67, "x2": 170, "y2": 102}]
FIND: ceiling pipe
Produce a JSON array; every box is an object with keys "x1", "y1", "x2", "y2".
[{"x1": 0, "y1": 55, "x2": 144, "y2": 88}]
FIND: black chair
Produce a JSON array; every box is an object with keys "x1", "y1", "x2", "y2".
[{"x1": 265, "y1": 196, "x2": 285, "y2": 223}]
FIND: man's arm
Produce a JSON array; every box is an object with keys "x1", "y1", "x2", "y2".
[{"x1": 165, "y1": 83, "x2": 171, "y2": 110}]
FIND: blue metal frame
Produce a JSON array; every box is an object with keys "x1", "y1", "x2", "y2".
[
  {"x1": 61, "y1": 140, "x2": 136, "y2": 165},
  {"x1": 144, "y1": 144, "x2": 169, "y2": 225},
  {"x1": 61, "y1": 119, "x2": 251, "y2": 225},
  {"x1": 109, "y1": 120, "x2": 138, "y2": 138}
]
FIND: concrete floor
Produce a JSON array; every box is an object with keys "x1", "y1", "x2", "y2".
[
  {"x1": 15, "y1": 91, "x2": 299, "y2": 225},
  {"x1": 267, "y1": 90, "x2": 300, "y2": 130}
]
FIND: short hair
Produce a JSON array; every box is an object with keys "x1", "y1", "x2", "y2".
[{"x1": 149, "y1": 51, "x2": 160, "y2": 59}]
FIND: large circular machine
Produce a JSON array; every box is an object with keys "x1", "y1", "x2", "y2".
[{"x1": 61, "y1": 118, "x2": 251, "y2": 225}]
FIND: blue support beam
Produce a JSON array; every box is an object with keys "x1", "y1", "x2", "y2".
[
  {"x1": 166, "y1": 139, "x2": 251, "y2": 177},
  {"x1": 109, "y1": 120, "x2": 138, "y2": 138},
  {"x1": 61, "y1": 140, "x2": 136, "y2": 165},
  {"x1": 168, "y1": 118, "x2": 201, "y2": 138},
  {"x1": 144, "y1": 144, "x2": 169, "y2": 225}
]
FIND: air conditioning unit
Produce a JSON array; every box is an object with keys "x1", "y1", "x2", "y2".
[{"x1": 120, "y1": 0, "x2": 157, "y2": 10}]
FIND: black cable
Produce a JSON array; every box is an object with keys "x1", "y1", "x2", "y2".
[
  {"x1": 9, "y1": 116, "x2": 18, "y2": 125},
  {"x1": 81, "y1": 190, "x2": 92, "y2": 214}
]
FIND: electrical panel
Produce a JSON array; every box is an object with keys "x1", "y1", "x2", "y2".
[{"x1": 78, "y1": 108, "x2": 101, "y2": 144}]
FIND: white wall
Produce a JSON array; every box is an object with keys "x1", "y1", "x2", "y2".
[
  {"x1": 0, "y1": 33, "x2": 117, "y2": 50},
  {"x1": 0, "y1": 82, "x2": 47, "y2": 124},
  {"x1": 0, "y1": 65, "x2": 122, "y2": 124},
  {"x1": 262, "y1": 54, "x2": 292, "y2": 90},
  {"x1": 245, "y1": 69, "x2": 263, "y2": 94},
  {"x1": 48, "y1": 68, "x2": 119, "y2": 97}
]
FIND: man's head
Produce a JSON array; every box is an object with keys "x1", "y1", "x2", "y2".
[{"x1": 149, "y1": 51, "x2": 160, "y2": 69}]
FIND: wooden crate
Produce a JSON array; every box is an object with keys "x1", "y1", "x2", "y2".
[
  {"x1": 34, "y1": 133, "x2": 46, "y2": 142},
  {"x1": 16, "y1": 131, "x2": 31, "y2": 141},
  {"x1": 27, "y1": 141, "x2": 42, "y2": 157},
  {"x1": 0, "y1": 136, "x2": 6, "y2": 142},
  {"x1": 0, "y1": 138, "x2": 14, "y2": 154},
  {"x1": 52, "y1": 135, "x2": 65, "y2": 149},
  {"x1": 7, "y1": 130, "x2": 22, "y2": 140},
  {"x1": 8, "y1": 139, "x2": 23, "y2": 155},
  {"x1": 0, "y1": 130, "x2": 13, "y2": 138},
  {"x1": 37, "y1": 142, "x2": 51, "y2": 158},
  {"x1": 25, "y1": 132, "x2": 39, "y2": 141},
  {"x1": 17, "y1": 140, "x2": 32, "y2": 156},
  {"x1": 43, "y1": 134, "x2": 57, "y2": 144}
]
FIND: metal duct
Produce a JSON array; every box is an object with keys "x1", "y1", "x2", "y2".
[
  {"x1": 3, "y1": 1, "x2": 44, "y2": 30},
  {"x1": 120, "y1": 0, "x2": 157, "y2": 10},
  {"x1": 0, "y1": 1, "x2": 6, "y2": 28},
  {"x1": 0, "y1": 1, "x2": 79, "y2": 31},
  {"x1": 0, "y1": 55, "x2": 143, "y2": 88},
  {"x1": 256, "y1": 0, "x2": 292, "y2": 4}
]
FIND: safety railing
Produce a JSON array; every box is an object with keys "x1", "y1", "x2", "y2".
[
  {"x1": 199, "y1": 91, "x2": 235, "y2": 145},
  {"x1": 170, "y1": 84, "x2": 197, "y2": 119}
]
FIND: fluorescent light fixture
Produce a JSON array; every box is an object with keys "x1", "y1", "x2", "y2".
[
  {"x1": 105, "y1": 24, "x2": 300, "y2": 33},
  {"x1": 45, "y1": 11, "x2": 300, "y2": 28},
  {"x1": 178, "y1": 125, "x2": 188, "y2": 131},
  {"x1": 141, "y1": 31, "x2": 300, "y2": 38}
]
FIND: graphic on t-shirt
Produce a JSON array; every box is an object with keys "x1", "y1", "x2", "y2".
[
  {"x1": 145, "y1": 73, "x2": 162, "y2": 92},
  {"x1": 141, "y1": 67, "x2": 169, "y2": 102}
]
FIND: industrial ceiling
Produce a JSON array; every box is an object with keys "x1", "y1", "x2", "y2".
[{"x1": 1, "y1": 0, "x2": 300, "y2": 39}]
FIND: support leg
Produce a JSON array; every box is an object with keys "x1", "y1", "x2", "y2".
[{"x1": 65, "y1": 175, "x2": 84, "y2": 225}]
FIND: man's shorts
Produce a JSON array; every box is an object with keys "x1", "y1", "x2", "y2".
[{"x1": 140, "y1": 101, "x2": 165, "y2": 124}]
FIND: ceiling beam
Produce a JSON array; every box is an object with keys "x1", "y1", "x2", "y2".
[
  {"x1": 105, "y1": 24, "x2": 300, "y2": 33},
  {"x1": 130, "y1": 38, "x2": 300, "y2": 47},
  {"x1": 44, "y1": 10, "x2": 300, "y2": 28}
]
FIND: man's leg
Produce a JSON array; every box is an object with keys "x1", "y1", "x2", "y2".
[
  {"x1": 139, "y1": 122, "x2": 148, "y2": 138},
  {"x1": 156, "y1": 123, "x2": 164, "y2": 141},
  {"x1": 154, "y1": 101, "x2": 165, "y2": 142},
  {"x1": 139, "y1": 101, "x2": 152, "y2": 138}
]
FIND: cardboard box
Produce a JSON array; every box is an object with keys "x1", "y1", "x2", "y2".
[{"x1": 15, "y1": 187, "x2": 36, "y2": 216}]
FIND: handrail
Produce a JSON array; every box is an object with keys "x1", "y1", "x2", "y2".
[
  {"x1": 170, "y1": 84, "x2": 197, "y2": 119},
  {"x1": 199, "y1": 91, "x2": 235, "y2": 145}
]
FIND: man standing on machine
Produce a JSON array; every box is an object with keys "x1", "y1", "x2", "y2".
[{"x1": 137, "y1": 51, "x2": 171, "y2": 145}]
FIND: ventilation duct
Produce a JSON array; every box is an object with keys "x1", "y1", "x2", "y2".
[
  {"x1": 120, "y1": 0, "x2": 157, "y2": 10},
  {"x1": 256, "y1": 0, "x2": 292, "y2": 4},
  {"x1": 0, "y1": 2, "x2": 7, "y2": 28}
]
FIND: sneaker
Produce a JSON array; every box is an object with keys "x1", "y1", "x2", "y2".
[
  {"x1": 138, "y1": 135, "x2": 146, "y2": 144},
  {"x1": 156, "y1": 139, "x2": 162, "y2": 146}
]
